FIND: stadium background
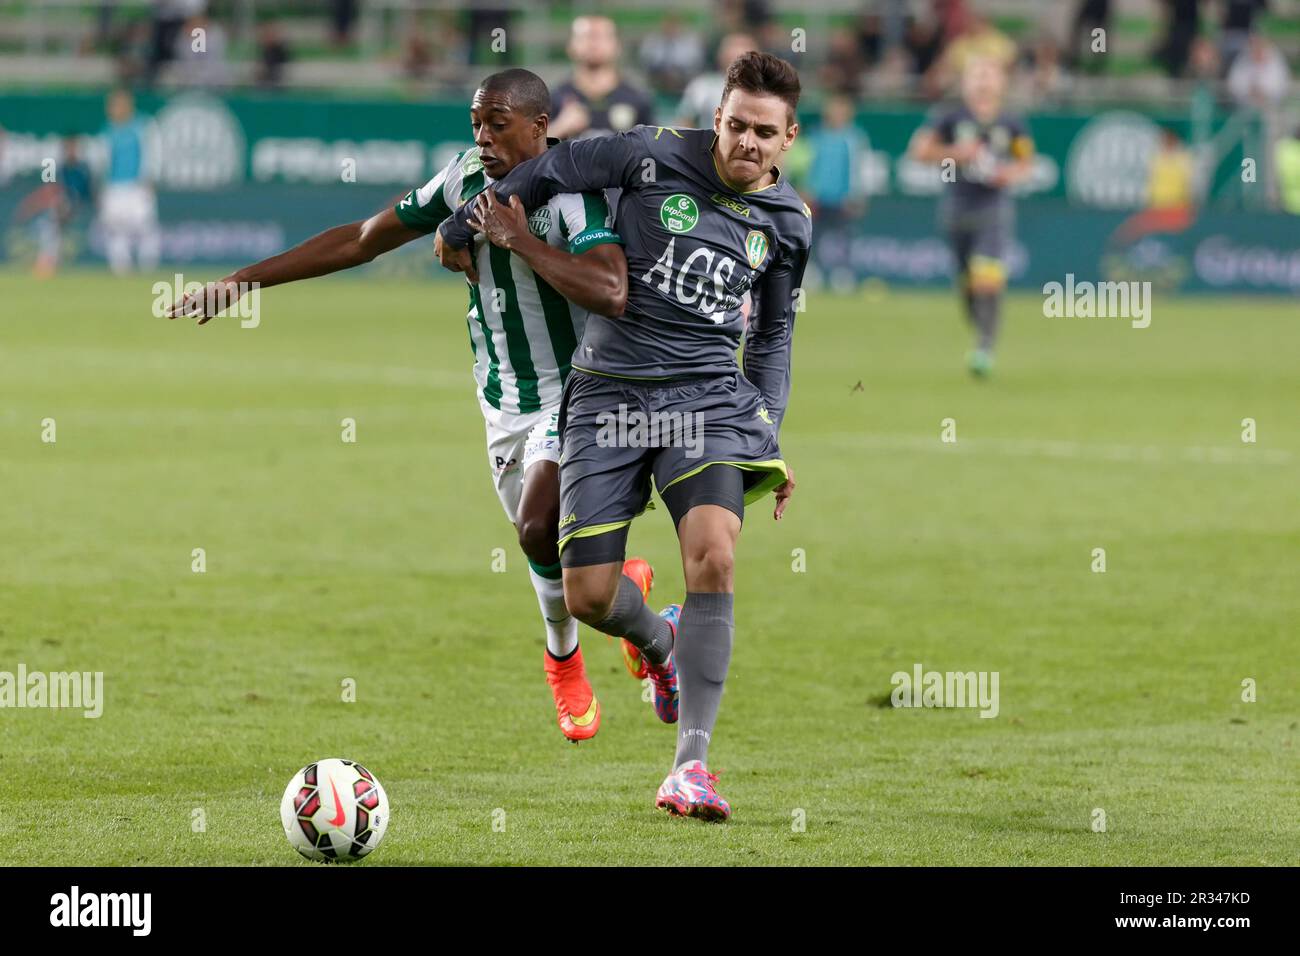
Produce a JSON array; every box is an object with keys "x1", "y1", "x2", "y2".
[
  {"x1": 2, "y1": 1, "x2": 1298, "y2": 866},
  {"x1": 2, "y1": 0, "x2": 1299, "y2": 291}
]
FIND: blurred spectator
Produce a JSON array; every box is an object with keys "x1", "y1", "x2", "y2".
[
  {"x1": 857, "y1": 12, "x2": 885, "y2": 69},
  {"x1": 821, "y1": 30, "x2": 868, "y2": 97},
  {"x1": 1067, "y1": 0, "x2": 1110, "y2": 73},
  {"x1": 111, "y1": 19, "x2": 152, "y2": 86},
  {"x1": 758, "y1": 20, "x2": 790, "y2": 60},
  {"x1": 675, "y1": 33, "x2": 757, "y2": 129},
  {"x1": 1152, "y1": 0, "x2": 1199, "y2": 78},
  {"x1": 1115, "y1": 126, "x2": 1196, "y2": 243},
  {"x1": 806, "y1": 94, "x2": 868, "y2": 229},
  {"x1": 1275, "y1": 125, "x2": 1300, "y2": 213},
  {"x1": 924, "y1": 10, "x2": 1016, "y2": 98},
  {"x1": 1023, "y1": 32, "x2": 1071, "y2": 103},
  {"x1": 15, "y1": 136, "x2": 93, "y2": 279},
  {"x1": 146, "y1": 0, "x2": 206, "y2": 86},
  {"x1": 400, "y1": 24, "x2": 434, "y2": 83},
  {"x1": 1227, "y1": 33, "x2": 1291, "y2": 109},
  {"x1": 172, "y1": 13, "x2": 230, "y2": 87},
  {"x1": 331, "y1": 0, "x2": 358, "y2": 49},
  {"x1": 255, "y1": 21, "x2": 292, "y2": 89},
  {"x1": 640, "y1": 13, "x2": 705, "y2": 97},
  {"x1": 551, "y1": 16, "x2": 656, "y2": 140},
  {"x1": 1219, "y1": 0, "x2": 1268, "y2": 74},
  {"x1": 933, "y1": 0, "x2": 973, "y2": 39},
  {"x1": 903, "y1": 15, "x2": 944, "y2": 79},
  {"x1": 432, "y1": 16, "x2": 471, "y2": 83},
  {"x1": 1189, "y1": 35, "x2": 1222, "y2": 88},
  {"x1": 1147, "y1": 126, "x2": 1196, "y2": 212},
  {"x1": 98, "y1": 89, "x2": 160, "y2": 275},
  {"x1": 1188, "y1": 36, "x2": 1224, "y2": 141}
]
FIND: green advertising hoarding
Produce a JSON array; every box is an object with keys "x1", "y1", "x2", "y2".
[{"x1": 1, "y1": 90, "x2": 1295, "y2": 294}]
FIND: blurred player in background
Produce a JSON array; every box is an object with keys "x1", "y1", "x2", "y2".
[
  {"x1": 98, "y1": 88, "x2": 160, "y2": 275},
  {"x1": 168, "y1": 69, "x2": 648, "y2": 744},
  {"x1": 438, "y1": 51, "x2": 810, "y2": 822},
  {"x1": 674, "y1": 32, "x2": 758, "y2": 129},
  {"x1": 13, "y1": 135, "x2": 93, "y2": 278},
  {"x1": 910, "y1": 56, "x2": 1033, "y2": 378},
  {"x1": 549, "y1": 16, "x2": 656, "y2": 141}
]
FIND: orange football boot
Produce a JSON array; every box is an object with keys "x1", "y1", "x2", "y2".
[
  {"x1": 618, "y1": 558, "x2": 655, "y2": 679},
  {"x1": 543, "y1": 646, "x2": 600, "y2": 742}
]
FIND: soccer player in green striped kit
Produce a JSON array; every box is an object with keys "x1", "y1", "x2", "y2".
[{"x1": 168, "y1": 69, "x2": 660, "y2": 742}]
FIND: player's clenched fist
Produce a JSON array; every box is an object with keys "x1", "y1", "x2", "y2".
[
  {"x1": 434, "y1": 229, "x2": 479, "y2": 283},
  {"x1": 167, "y1": 277, "x2": 242, "y2": 325},
  {"x1": 467, "y1": 191, "x2": 530, "y2": 252}
]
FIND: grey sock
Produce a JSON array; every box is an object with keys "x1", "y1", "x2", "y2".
[
  {"x1": 594, "y1": 574, "x2": 672, "y2": 668},
  {"x1": 673, "y1": 591, "x2": 735, "y2": 769},
  {"x1": 972, "y1": 293, "x2": 1001, "y2": 351}
]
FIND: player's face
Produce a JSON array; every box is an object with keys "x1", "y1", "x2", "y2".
[
  {"x1": 470, "y1": 92, "x2": 546, "y2": 178},
  {"x1": 962, "y1": 59, "x2": 1005, "y2": 116},
  {"x1": 569, "y1": 17, "x2": 618, "y2": 68},
  {"x1": 107, "y1": 91, "x2": 133, "y2": 124},
  {"x1": 714, "y1": 90, "x2": 798, "y2": 190}
]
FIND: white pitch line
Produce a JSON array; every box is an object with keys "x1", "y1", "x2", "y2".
[
  {"x1": 819, "y1": 433, "x2": 1294, "y2": 466},
  {"x1": 3, "y1": 347, "x2": 465, "y2": 389},
  {"x1": 0, "y1": 406, "x2": 457, "y2": 427}
]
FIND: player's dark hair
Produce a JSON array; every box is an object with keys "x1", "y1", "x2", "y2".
[
  {"x1": 477, "y1": 68, "x2": 552, "y2": 119},
  {"x1": 720, "y1": 51, "x2": 801, "y2": 123}
]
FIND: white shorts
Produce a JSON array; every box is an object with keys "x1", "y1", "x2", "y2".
[
  {"x1": 481, "y1": 398, "x2": 561, "y2": 524},
  {"x1": 99, "y1": 182, "x2": 157, "y2": 234}
]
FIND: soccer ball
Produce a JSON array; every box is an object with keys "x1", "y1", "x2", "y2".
[{"x1": 280, "y1": 758, "x2": 389, "y2": 862}]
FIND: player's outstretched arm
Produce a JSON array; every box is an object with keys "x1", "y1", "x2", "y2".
[
  {"x1": 168, "y1": 207, "x2": 423, "y2": 323},
  {"x1": 437, "y1": 131, "x2": 647, "y2": 252},
  {"x1": 467, "y1": 190, "x2": 628, "y2": 317}
]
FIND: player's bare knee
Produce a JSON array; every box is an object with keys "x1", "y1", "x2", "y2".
[
  {"x1": 563, "y1": 579, "x2": 613, "y2": 624},
  {"x1": 565, "y1": 592, "x2": 611, "y2": 625},
  {"x1": 516, "y1": 514, "x2": 556, "y2": 564},
  {"x1": 684, "y1": 543, "x2": 735, "y2": 592}
]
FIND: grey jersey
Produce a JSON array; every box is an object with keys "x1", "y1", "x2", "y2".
[
  {"x1": 927, "y1": 105, "x2": 1033, "y2": 212},
  {"x1": 440, "y1": 126, "x2": 813, "y2": 430}
]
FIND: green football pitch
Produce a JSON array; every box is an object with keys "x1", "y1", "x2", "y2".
[{"x1": 1, "y1": 270, "x2": 1295, "y2": 865}]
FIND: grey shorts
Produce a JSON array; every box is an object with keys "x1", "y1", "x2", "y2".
[
  {"x1": 555, "y1": 369, "x2": 788, "y2": 557},
  {"x1": 941, "y1": 196, "x2": 1014, "y2": 275}
]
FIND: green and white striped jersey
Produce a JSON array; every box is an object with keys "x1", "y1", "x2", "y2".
[{"x1": 395, "y1": 145, "x2": 621, "y2": 415}]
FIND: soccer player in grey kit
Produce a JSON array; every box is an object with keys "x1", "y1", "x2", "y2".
[
  {"x1": 437, "y1": 52, "x2": 810, "y2": 821},
  {"x1": 910, "y1": 56, "x2": 1034, "y2": 377}
]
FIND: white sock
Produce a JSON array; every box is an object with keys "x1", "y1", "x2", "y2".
[{"x1": 529, "y1": 568, "x2": 577, "y2": 658}]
